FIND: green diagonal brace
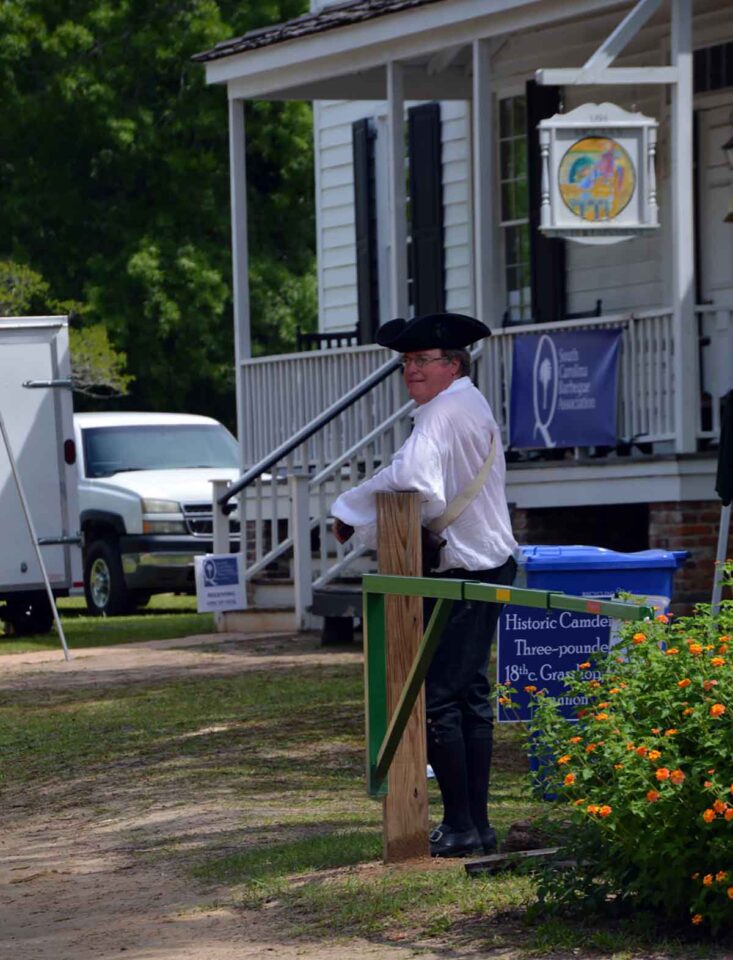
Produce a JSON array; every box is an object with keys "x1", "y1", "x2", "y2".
[
  {"x1": 364, "y1": 590, "x2": 388, "y2": 797},
  {"x1": 372, "y1": 596, "x2": 455, "y2": 791}
]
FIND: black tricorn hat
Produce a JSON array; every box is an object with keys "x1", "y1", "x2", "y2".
[{"x1": 375, "y1": 313, "x2": 491, "y2": 353}]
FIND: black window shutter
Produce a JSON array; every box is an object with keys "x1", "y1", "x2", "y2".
[
  {"x1": 352, "y1": 118, "x2": 379, "y2": 343},
  {"x1": 408, "y1": 102, "x2": 445, "y2": 316},
  {"x1": 526, "y1": 80, "x2": 566, "y2": 324}
]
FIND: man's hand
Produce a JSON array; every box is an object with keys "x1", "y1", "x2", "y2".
[{"x1": 333, "y1": 517, "x2": 354, "y2": 544}]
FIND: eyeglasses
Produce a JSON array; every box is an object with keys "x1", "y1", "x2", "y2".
[{"x1": 399, "y1": 355, "x2": 447, "y2": 371}]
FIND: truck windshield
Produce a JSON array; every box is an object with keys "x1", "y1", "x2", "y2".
[{"x1": 83, "y1": 424, "x2": 239, "y2": 478}]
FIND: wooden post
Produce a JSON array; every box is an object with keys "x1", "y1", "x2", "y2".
[{"x1": 376, "y1": 491, "x2": 428, "y2": 861}]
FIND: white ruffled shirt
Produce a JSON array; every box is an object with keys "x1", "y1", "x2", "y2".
[{"x1": 331, "y1": 377, "x2": 517, "y2": 572}]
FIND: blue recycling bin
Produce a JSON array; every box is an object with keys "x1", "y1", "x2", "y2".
[{"x1": 496, "y1": 545, "x2": 688, "y2": 797}]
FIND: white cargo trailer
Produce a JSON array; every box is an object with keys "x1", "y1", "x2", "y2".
[{"x1": 0, "y1": 316, "x2": 82, "y2": 636}]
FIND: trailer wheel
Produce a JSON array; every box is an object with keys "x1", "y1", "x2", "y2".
[
  {"x1": 1, "y1": 592, "x2": 54, "y2": 636},
  {"x1": 84, "y1": 540, "x2": 131, "y2": 616}
]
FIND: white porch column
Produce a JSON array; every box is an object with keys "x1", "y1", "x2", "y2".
[
  {"x1": 228, "y1": 94, "x2": 252, "y2": 469},
  {"x1": 670, "y1": 0, "x2": 697, "y2": 453},
  {"x1": 472, "y1": 39, "x2": 501, "y2": 330},
  {"x1": 386, "y1": 61, "x2": 408, "y2": 320}
]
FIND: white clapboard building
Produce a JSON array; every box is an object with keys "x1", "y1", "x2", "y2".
[{"x1": 195, "y1": 0, "x2": 733, "y2": 632}]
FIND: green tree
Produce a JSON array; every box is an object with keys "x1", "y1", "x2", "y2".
[{"x1": 0, "y1": 0, "x2": 315, "y2": 428}]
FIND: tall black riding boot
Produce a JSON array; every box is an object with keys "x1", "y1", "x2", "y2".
[
  {"x1": 465, "y1": 735, "x2": 497, "y2": 854},
  {"x1": 427, "y1": 737, "x2": 481, "y2": 857}
]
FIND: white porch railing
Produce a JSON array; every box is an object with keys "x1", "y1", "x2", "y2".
[{"x1": 223, "y1": 306, "x2": 729, "y2": 624}]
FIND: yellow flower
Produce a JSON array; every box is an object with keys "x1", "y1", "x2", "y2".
[{"x1": 710, "y1": 703, "x2": 726, "y2": 718}]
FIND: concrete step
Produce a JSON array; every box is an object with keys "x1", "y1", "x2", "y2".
[{"x1": 218, "y1": 608, "x2": 298, "y2": 634}]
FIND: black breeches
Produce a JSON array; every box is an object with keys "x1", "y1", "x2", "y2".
[{"x1": 424, "y1": 557, "x2": 516, "y2": 747}]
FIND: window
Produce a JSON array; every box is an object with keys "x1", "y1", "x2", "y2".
[
  {"x1": 694, "y1": 42, "x2": 733, "y2": 94},
  {"x1": 499, "y1": 96, "x2": 531, "y2": 323}
]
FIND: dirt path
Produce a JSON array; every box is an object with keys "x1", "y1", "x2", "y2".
[{"x1": 0, "y1": 634, "x2": 494, "y2": 960}]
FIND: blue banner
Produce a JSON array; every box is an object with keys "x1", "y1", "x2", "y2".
[{"x1": 509, "y1": 328, "x2": 621, "y2": 449}]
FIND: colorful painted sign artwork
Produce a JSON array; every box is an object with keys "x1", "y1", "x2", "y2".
[{"x1": 558, "y1": 136, "x2": 636, "y2": 223}]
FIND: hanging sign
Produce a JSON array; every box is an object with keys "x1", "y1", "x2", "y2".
[
  {"x1": 509, "y1": 327, "x2": 621, "y2": 449},
  {"x1": 538, "y1": 102, "x2": 658, "y2": 244}
]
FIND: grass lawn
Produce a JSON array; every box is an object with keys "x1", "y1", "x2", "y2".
[
  {"x1": 0, "y1": 645, "x2": 724, "y2": 957},
  {"x1": 0, "y1": 594, "x2": 215, "y2": 654}
]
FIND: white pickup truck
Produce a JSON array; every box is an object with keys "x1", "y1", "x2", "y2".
[{"x1": 74, "y1": 412, "x2": 240, "y2": 615}]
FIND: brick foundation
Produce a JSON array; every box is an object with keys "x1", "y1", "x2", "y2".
[{"x1": 510, "y1": 500, "x2": 732, "y2": 613}]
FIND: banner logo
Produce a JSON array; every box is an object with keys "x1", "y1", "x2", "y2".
[{"x1": 510, "y1": 328, "x2": 621, "y2": 449}]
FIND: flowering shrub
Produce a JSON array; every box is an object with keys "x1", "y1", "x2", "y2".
[{"x1": 525, "y1": 562, "x2": 733, "y2": 933}]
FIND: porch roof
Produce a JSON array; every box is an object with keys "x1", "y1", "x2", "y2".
[
  {"x1": 195, "y1": 0, "x2": 633, "y2": 100},
  {"x1": 192, "y1": 0, "x2": 447, "y2": 64}
]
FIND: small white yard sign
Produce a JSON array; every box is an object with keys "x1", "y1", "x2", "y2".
[{"x1": 194, "y1": 553, "x2": 246, "y2": 612}]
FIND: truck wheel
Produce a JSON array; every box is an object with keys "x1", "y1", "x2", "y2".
[
  {"x1": 84, "y1": 540, "x2": 132, "y2": 616},
  {"x1": 1, "y1": 592, "x2": 54, "y2": 636}
]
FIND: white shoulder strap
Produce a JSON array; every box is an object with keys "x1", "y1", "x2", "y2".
[{"x1": 425, "y1": 434, "x2": 497, "y2": 535}]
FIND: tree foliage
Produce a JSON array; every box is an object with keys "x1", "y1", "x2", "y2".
[{"x1": 0, "y1": 0, "x2": 315, "y2": 427}]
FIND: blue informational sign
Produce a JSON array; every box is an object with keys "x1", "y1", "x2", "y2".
[
  {"x1": 497, "y1": 605, "x2": 611, "y2": 723},
  {"x1": 194, "y1": 553, "x2": 246, "y2": 612},
  {"x1": 509, "y1": 328, "x2": 621, "y2": 449}
]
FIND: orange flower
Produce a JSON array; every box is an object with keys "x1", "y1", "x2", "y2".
[
  {"x1": 713, "y1": 799, "x2": 727, "y2": 814},
  {"x1": 704, "y1": 781, "x2": 713, "y2": 789},
  {"x1": 689, "y1": 643, "x2": 703, "y2": 655},
  {"x1": 691, "y1": 914, "x2": 703, "y2": 925},
  {"x1": 614, "y1": 763, "x2": 624, "y2": 770},
  {"x1": 678, "y1": 678, "x2": 691, "y2": 688},
  {"x1": 665, "y1": 647, "x2": 679, "y2": 655},
  {"x1": 646, "y1": 790, "x2": 660, "y2": 802},
  {"x1": 626, "y1": 742, "x2": 635, "y2": 751},
  {"x1": 728, "y1": 887, "x2": 733, "y2": 900},
  {"x1": 578, "y1": 661, "x2": 591, "y2": 669},
  {"x1": 595, "y1": 713, "x2": 609, "y2": 721},
  {"x1": 703, "y1": 679, "x2": 718, "y2": 690},
  {"x1": 716, "y1": 870, "x2": 728, "y2": 882},
  {"x1": 573, "y1": 798, "x2": 586, "y2": 806},
  {"x1": 598, "y1": 701, "x2": 610, "y2": 708},
  {"x1": 563, "y1": 773, "x2": 576, "y2": 786},
  {"x1": 656, "y1": 614, "x2": 669, "y2": 623},
  {"x1": 656, "y1": 768, "x2": 671, "y2": 781},
  {"x1": 710, "y1": 703, "x2": 726, "y2": 718},
  {"x1": 703, "y1": 874, "x2": 714, "y2": 886},
  {"x1": 651, "y1": 727, "x2": 661, "y2": 735},
  {"x1": 636, "y1": 746, "x2": 648, "y2": 758},
  {"x1": 691, "y1": 872, "x2": 700, "y2": 880},
  {"x1": 665, "y1": 729, "x2": 678, "y2": 737},
  {"x1": 683, "y1": 707, "x2": 694, "y2": 715},
  {"x1": 557, "y1": 754, "x2": 571, "y2": 765},
  {"x1": 586, "y1": 804, "x2": 599, "y2": 815},
  {"x1": 609, "y1": 687, "x2": 621, "y2": 695},
  {"x1": 703, "y1": 808, "x2": 716, "y2": 823},
  {"x1": 648, "y1": 750, "x2": 662, "y2": 762},
  {"x1": 720, "y1": 635, "x2": 731, "y2": 643},
  {"x1": 568, "y1": 736, "x2": 582, "y2": 744},
  {"x1": 588, "y1": 680, "x2": 601, "y2": 689},
  {"x1": 498, "y1": 696, "x2": 510, "y2": 705},
  {"x1": 670, "y1": 769, "x2": 686, "y2": 785},
  {"x1": 632, "y1": 632, "x2": 646, "y2": 642},
  {"x1": 711, "y1": 657, "x2": 725, "y2": 667},
  {"x1": 524, "y1": 685, "x2": 537, "y2": 693},
  {"x1": 585, "y1": 742, "x2": 598, "y2": 753},
  {"x1": 725, "y1": 809, "x2": 733, "y2": 822},
  {"x1": 598, "y1": 805, "x2": 612, "y2": 818}
]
